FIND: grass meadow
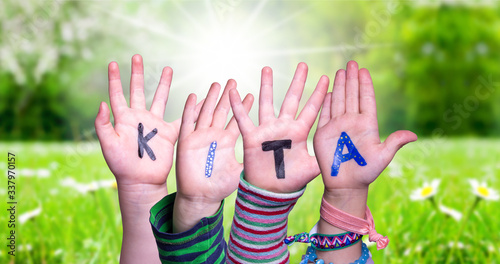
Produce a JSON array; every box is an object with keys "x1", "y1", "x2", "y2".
[{"x1": 1, "y1": 138, "x2": 499, "y2": 263}]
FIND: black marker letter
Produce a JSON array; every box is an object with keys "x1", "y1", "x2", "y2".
[
  {"x1": 138, "y1": 123, "x2": 158, "y2": 161},
  {"x1": 262, "y1": 140, "x2": 292, "y2": 179}
]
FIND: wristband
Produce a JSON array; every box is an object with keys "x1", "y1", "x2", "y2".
[
  {"x1": 320, "y1": 197, "x2": 388, "y2": 250},
  {"x1": 284, "y1": 231, "x2": 362, "y2": 251}
]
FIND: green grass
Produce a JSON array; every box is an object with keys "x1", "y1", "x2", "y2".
[{"x1": 1, "y1": 139, "x2": 499, "y2": 263}]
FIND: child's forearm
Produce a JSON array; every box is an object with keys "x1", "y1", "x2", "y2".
[
  {"x1": 150, "y1": 193, "x2": 227, "y2": 264},
  {"x1": 172, "y1": 194, "x2": 222, "y2": 233},
  {"x1": 117, "y1": 182, "x2": 168, "y2": 264},
  {"x1": 316, "y1": 188, "x2": 368, "y2": 263},
  {"x1": 228, "y1": 173, "x2": 305, "y2": 264}
]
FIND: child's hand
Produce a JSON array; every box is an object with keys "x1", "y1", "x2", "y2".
[
  {"x1": 95, "y1": 55, "x2": 179, "y2": 192},
  {"x1": 95, "y1": 54, "x2": 190, "y2": 264},
  {"x1": 313, "y1": 61, "x2": 417, "y2": 263},
  {"x1": 229, "y1": 63, "x2": 329, "y2": 193},
  {"x1": 313, "y1": 61, "x2": 417, "y2": 195},
  {"x1": 173, "y1": 81, "x2": 253, "y2": 232}
]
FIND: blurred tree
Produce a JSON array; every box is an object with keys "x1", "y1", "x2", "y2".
[
  {"x1": 357, "y1": 1, "x2": 500, "y2": 136},
  {"x1": 0, "y1": 0, "x2": 107, "y2": 140},
  {"x1": 1, "y1": 0, "x2": 500, "y2": 140},
  {"x1": 396, "y1": 2, "x2": 500, "y2": 136}
]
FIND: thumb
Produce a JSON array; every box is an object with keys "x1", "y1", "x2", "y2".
[
  {"x1": 382, "y1": 130, "x2": 417, "y2": 161},
  {"x1": 95, "y1": 102, "x2": 118, "y2": 146}
]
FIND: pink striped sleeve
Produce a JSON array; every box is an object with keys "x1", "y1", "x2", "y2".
[{"x1": 227, "y1": 172, "x2": 305, "y2": 264}]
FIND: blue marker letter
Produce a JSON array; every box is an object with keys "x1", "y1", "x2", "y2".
[
  {"x1": 331, "y1": 132, "x2": 366, "y2": 176},
  {"x1": 205, "y1": 141, "x2": 217, "y2": 178}
]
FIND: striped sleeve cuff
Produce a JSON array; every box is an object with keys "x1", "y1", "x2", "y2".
[
  {"x1": 149, "y1": 192, "x2": 226, "y2": 264},
  {"x1": 228, "y1": 172, "x2": 305, "y2": 264}
]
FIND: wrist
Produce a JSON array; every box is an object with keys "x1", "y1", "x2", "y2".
[
  {"x1": 318, "y1": 187, "x2": 368, "y2": 235},
  {"x1": 117, "y1": 182, "x2": 168, "y2": 214},
  {"x1": 317, "y1": 188, "x2": 368, "y2": 263},
  {"x1": 172, "y1": 193, "x2": 222, "y2": 233},
  {"x1": 322, "y1": 187, "x2": 368, "y2": 217},
  {"x1": 242, "y1": 169, "x2": 281, "y2": 193}
]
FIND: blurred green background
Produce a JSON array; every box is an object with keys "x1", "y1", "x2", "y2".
[{"x1": 1, "y1": 0, "x2": 499, "y2": 263}]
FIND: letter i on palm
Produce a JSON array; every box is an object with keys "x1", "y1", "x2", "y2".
[{"x1": 173, "y1": 80, "x2": 253, "y2": 232}]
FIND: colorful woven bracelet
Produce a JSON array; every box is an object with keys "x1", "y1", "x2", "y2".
[
  {"x1": 284, "y1": 231, "x2": 362, "y2": 251},
  {"x1": 310, "y1": 232, "x2": 362, "y2": 251}
]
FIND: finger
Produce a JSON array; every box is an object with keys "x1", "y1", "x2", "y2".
[
  {"x1": 279, "y1": 62, "x2": 308, "y2": 119},
  {"x1": 382, "y1": 130, "x2": 418, "y2": 163},
  {"x1": 94, "y1": 102, "x2": 118, "y2": 148},
  {"x1": 150, "y1": 66, "x2": 173, "y2": 118},
  {"x1": 108, "y1": 61, "x2": 128, "y2": 118},
  {"x1": 359, "y1": 68, "x2": 377, "y2": 116},
  {"x1": 194, "y1": 98, "x2": 205, "y2": 120},
  {"x1": 331, "y1": 69, "x2": 346, "y2": 118},
  {"x1": 297, "y1": 75, "x2": 329, "y2": 129},
  {"x1": 196, "y1": 83, "x2": 221, "y2": 130},
  {"x1": 229, "y1": 89, "x2": 255, "y2": 135},
  {"x1": 345, "y1": 60, "x2": 360, "y2": 113},
  {"x1": 179, "y1": 94, "x2": 197, "y2": 139},
  {"x1": 129, "y1": 54, "x2": 146, "y2": 110},
  {"x1": 318, "y1": 92, "x2": 332, "y2": 128},
  {"x1": 172, "y1": 99, "x2": 205, "y2": 135},
  {"x1": 212, "y1": 79, "x2": 236, "y2": 129},
  {"x1": 227, "y1": 93, "x2": 254, "y2": 136},
  {"x1": 259, "y1": 66, "x2": 275, "y2": 124}
]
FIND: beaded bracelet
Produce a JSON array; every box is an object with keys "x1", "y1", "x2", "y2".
[{"x1": 300, "y1": 242, "x2": 370, "y2": 264}]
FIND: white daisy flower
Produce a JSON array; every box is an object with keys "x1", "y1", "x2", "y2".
[
  {"x1": 61, "y1": 177, "x2": 117, "y2": 194},
  {"x1": 49, "y1": 188, "x2": 59, "y2": 196},
  {"x1": 415, "y1": 244, "x2": 423, "y2": 253},
  {"x1": 19, "y1": 206, "x2": 42, "y2": 224},
  {"x1": 60, "y1": 177, "x2": 89, "y2": 194},
  {"x1": 410, "y1": 179, "x2": 441, "y2": 200},
  {"x1": 53, "y1": 248, "x2": 64, "y2": 256},
  {"x1": 18, "y1": 244, "x2": 33, "y2": 251},
  {"x1": 388, "y1": 161, "x2": 403, "y2": 178},
  {"x1": 468, "y1": 179, "x2": 499, "y2": 201},
  {"x1": 19, "y1": 168, "x2": 36, "y2": 177},
  {"x1": 36, "y1": 168, "x2": 51, "y2": 178},
  {"x1": 438, "y1": 204, "x2": 463, "y2": 221},
  {"x1": 448, "y1": 241, "x2": 465, "y2": 249},
  {"x1": 487, "y1": 243, "x2": 495, "y2": 253},
  {"x1": 95, "y1": 179, "x2": 117, "y2": 189},
  {"x1": 49, "y1": 161, "x2": 60, "y2": 170},
  {"x1": 86, "y1": 179, "x2": 117, "y2": 192}
]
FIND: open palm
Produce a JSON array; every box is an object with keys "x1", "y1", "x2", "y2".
[
  {"x1": 230, "y1": 63, "x2": 329, "y2": 193},
  {"x1": 314, "y1": 61, "x2": 418, "y2": 192},
  {"x1": 95, "y1": 55, "x2": 180, "y2": 188},
  {"x1": 175, "y1": 80, "x2": 253, "y2": 204}
]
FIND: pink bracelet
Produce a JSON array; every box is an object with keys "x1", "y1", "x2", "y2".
[{"x1": 320, "y1": 197, "x2": 389, "y2": 250}]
